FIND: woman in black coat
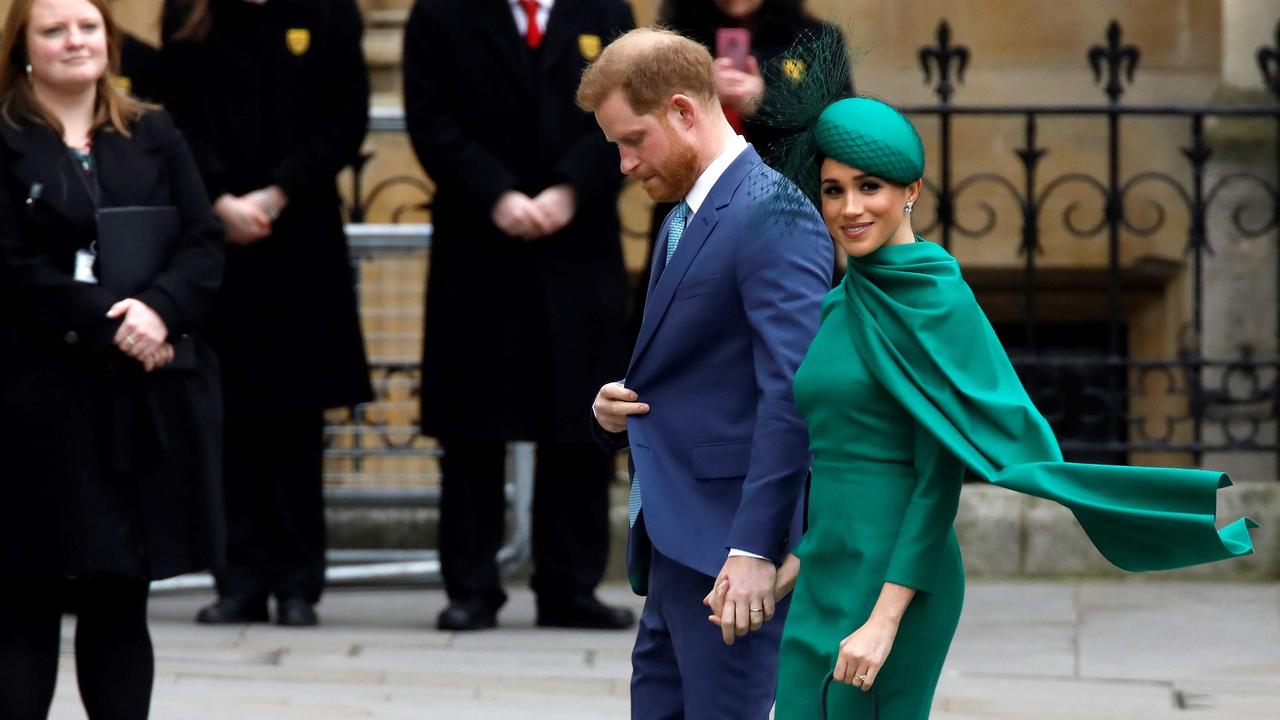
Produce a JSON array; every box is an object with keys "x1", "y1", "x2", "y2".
[
  {"x1": 159, "y1": 0, "x2": 372, "y2": 627},
  {"x1": 0, "y1": 0, "x2": 224, "y2": 716}
]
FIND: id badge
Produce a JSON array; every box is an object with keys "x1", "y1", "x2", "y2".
[{"x1": 74, "y1": 249, "x2": 98, "y2": 284}]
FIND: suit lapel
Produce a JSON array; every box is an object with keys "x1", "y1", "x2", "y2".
[
  {"x1": 628, "y1": 147, "x2": 762, "y2": 372},
  {"x1": 472, "y1": 0, "x2": 536, "y2": 92}
]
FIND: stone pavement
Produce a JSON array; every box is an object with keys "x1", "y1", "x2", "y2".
[{"x1": 47, "y1": 580, "x2": 1280, "y2": 719}]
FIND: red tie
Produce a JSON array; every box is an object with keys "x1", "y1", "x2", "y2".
[{"x1": 519, "y1": 0, "x2": 542, "y2": 49}]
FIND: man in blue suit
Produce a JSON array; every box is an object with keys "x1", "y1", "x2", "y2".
[{"x1": 577, "y1": 28, "x2": 833, "y2": 719}]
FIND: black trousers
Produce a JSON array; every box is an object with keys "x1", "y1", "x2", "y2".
[
  {"x1": 0, "y1": 576, "x2": 153, "y2": 720},
  {"x1": 215, "y1": 395, "x2": 326, "y2": 605},
  {"x1": 438, "y1": 440, "x2": 614, "y2": 609}
]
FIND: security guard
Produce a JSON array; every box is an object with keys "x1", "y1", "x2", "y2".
[{"x1": 159, "y1": 0, "x2": 372, "y2": 627}]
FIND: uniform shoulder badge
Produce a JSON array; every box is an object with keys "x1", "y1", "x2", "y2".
[
  {"x1": 578, "y1": 34, "x2": 602, "y2": 62},
  {"x1": 286, "y1": 28, "x2": 311, "y2": 56},
  {"x1": 781, "y1": 58, "x2": 807, "y2": 83}
]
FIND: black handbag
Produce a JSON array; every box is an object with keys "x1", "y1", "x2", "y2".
[{"x1": 818, "y1": 671, "x2": 879, "y2": 720}]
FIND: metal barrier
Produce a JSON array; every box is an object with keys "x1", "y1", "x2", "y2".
[{"x1": 152, "y1": 224, "x2": 535, "y2": 591}]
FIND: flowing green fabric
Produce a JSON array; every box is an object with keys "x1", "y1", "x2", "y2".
[{"x1": 844, "y1": 239, "x2": 1257, "y2": 574}]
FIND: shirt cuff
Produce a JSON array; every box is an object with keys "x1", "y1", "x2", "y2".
[{"x1": 728, "y1": 548, "x2": 767, "y2": 560}]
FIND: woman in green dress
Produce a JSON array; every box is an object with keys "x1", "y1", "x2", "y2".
[{"x1": 708, "y1": 94, "x2": 1258, "y2": 719}]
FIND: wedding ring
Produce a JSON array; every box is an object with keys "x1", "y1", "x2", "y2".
[
  {"x1": 125, "y1": 334, "x2": 137, "y2": 346},
  {"x1": 854, "y1": 673, "x2": 868, "y2": 680},
  {"x1": 749, "y1": 607, "x2": 763, "y2": 613}
]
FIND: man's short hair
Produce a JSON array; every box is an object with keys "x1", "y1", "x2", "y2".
[{"x1": 576, "y1": 28, "x2": 717, "y2": 115}]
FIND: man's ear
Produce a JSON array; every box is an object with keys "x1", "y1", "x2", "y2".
[{"x1": 669, "y1": 94, "x2": 698, "y2": 129}]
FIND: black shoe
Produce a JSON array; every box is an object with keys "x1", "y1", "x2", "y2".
[
  {"x1": 537, "y1": 594, "x2": 636, "y2": 630},
  {"x1": 276, "y1": 598, "x2": 319, "y2": 627},
  {"x1": 437, "y1": 600, "x2": 498, "y2": 631},
  {"x1": 195, "y1": 597, "x2": 269, "y2": 624}
]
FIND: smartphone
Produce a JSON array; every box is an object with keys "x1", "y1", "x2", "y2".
[{"x1": 715, "y1": 28, "x2": 751, "y2": 71}]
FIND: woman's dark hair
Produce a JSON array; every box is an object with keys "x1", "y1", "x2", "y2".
[{"x1": 166, "y1": 0, "x2": 211, "y2": 43}]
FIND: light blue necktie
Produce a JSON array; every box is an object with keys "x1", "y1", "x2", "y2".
[
  {"x1": 629, "y1": 201, "x2": 691, "y2": 528},
  {"x1": 666, "y1": 200, "x2": 689, "y2": 262}
]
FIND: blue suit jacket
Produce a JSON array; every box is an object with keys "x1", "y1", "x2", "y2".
[{"x1": 604, "y1": 146, "x2": 833, "y2": 583}]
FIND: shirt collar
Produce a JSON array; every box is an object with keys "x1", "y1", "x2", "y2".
[{"x1": 684, "y1": 134, "x2": 749, "y2": 215}]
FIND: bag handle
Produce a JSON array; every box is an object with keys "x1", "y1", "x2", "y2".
[{"x1": 818, "y1": 671, "x2": 879, "y2": 719}]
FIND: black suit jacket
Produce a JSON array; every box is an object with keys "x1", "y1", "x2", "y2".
[
  {"x1": 0, "y1": 110, "x2": 227, "y2": 580},
  {"x1": 405, "y1": 0, "x2": 636, "y2": 442}
]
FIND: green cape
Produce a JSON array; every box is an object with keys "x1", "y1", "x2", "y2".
[{"x1": 844, "y1": 240, "x2": 1256, "y2": 573}]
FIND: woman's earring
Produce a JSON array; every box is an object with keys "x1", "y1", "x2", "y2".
[
  {"x1": 24, "y1": 64, "x2": 32, "y2": 78},
  {"x1": 905, "y1": 200, "x2": 915, "y2": 214}
]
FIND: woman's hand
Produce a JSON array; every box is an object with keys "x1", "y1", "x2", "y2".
[
  {"x1": 704, "y1": 554, "x2": 800, "y2": 627},
  {"x1": 107, "y1": 299, "x2": 168, "y2": 362},
  {"x1": 213, "y1": 193, "x2": 271, "y2": 245},
  {"x1": 833, "y1": 614, "x2": 899, "y2": 691},
  {"x1": 714, "y1": 56, "x2": 765, "y2": 116},
  {"x1": 138, "y1": 342, "x2": 176, "y2": 372},
  {"x1": 833, "y1": 582, "x2": 916, "y2": 691},
  {"x1": 774, "y1": 553, "x2": 800, "y2": 601}
]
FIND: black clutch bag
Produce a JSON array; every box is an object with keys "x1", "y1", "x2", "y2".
[
  {"x1": 818, "y1": 671, "x2": 878, "y2": 720},
  {"x1": 95, "y1": 205, "x2": 194, "y2": 370}
]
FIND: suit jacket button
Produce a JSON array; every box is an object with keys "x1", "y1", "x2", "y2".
[{"x1": 64, "y1": 330, "x2": 78, "y2": 344}]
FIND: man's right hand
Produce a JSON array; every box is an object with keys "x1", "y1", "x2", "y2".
[
  {"x1": 592, "y1": 382, "x2": 649, "y2": 433},
  {"x1": 492, "y1": 191, "x2": 553, "y2": 241}
]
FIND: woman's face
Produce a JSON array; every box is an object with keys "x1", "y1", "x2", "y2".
[
  {"x1": 714, "y1": 0, "x2": 765, "y2": 21},
  {"x1": 25, "y1": 0, "x2": 108, "y2": 95},
  {"x1": 820, "y1": 157, "x2": 921, "y2": 258}
]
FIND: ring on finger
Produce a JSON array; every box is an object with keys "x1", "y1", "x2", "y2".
[{"x1": 125, "y1": 334, "x2": 137, "y2": 346}]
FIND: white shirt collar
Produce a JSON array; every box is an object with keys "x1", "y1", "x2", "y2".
[{"x1": 684, "y1": 135, "x2": 749, "y2": 215}]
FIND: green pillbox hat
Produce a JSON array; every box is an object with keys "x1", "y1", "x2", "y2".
[{"x1": 814, "y1": 98, "x2": 925, "y2": 184}]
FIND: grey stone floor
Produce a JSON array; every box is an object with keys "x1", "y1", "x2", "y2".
[{"x1": 46, "y1": 580, "x2": 1280, "y2": 719}]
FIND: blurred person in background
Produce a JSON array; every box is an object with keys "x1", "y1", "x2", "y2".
[
  {"x1": 628, "y1": 0, "x2": 849, "y2": 343},
  {"x1": 0, "y1": 0, "x2": 225, "y2": 715},
  {"x1": 159, "y1": 0, "x2": 372, "y2": 628},
  {"x1": 403, "y1": 0, "x2": 636, "y2": 632}
]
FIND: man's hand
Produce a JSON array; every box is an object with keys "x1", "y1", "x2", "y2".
[
  {"x1": 531, "y1": 184, "x2": 576, "y2": 236},
  {"x1": 714, "y1": 55, "x2": 765, "y2": 117},
  {"x1": 251, "y1": 185, "x2": 289, "y2": 222},
  {"x1": 492, "y1": 191, "x2": 553, "y2": 241},
  {"x1": 709, "y1": 555, "x2": 777, "y2": 645},
  {"x1": 213, "y1": 194, "x2": 271, "y2": 246},
  {"x1": 592, "y1": 382, "x2": 649, "y2": 433}
]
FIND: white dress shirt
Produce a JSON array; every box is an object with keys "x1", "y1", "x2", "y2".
[{"x1": 510, "y1": 0, "x2": 553, "y2": 37}]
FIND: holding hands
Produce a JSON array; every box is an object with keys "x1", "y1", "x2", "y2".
[
  {"x1": 702, "y1": 554, "x2": 778, "y2": 645},
  {"x1": 107, "y1": 299, "x2": 173, "y2": 372}
]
